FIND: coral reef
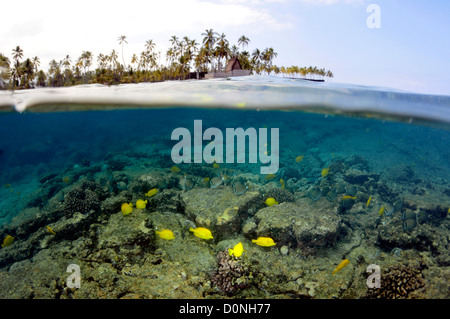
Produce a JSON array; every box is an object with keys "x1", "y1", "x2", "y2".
[
  {"x1": 211, "y1": 251, "x2": 256, "y2": 296},
  {"x1": 63, "y1": 180, "x2": 103, "y2": 216},
  {"x1": 363, "y1": 263, "x2": 426, "y2": 299}
]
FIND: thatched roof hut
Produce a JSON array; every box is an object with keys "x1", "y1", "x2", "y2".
[{"x1": 225, "y1": 57, "x2": 242, "y2": 72}]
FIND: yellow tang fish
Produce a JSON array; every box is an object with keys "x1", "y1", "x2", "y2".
[
  {"x1": 228, "y1": 242, "x2": 244, "y2": 257},
  {"x1": 265, "y1": 174, "x2": 277, "y2": 181},
  {"x1": 295, "y1": 155, "x2": 304, "y2": 163},
  {"x1": 332, "y1": 259, "x2": 350, "y2": 275},
  {"x1": 342, "y1": 195, "x2": 356, "y2": 200},
  {"x1": 189, "y1": 227, "x2": 213, "y2": 240},
  {"x1": 321, "y1": 168, "x2": 329, "y2": 178},
  {"x1": 145, "y1": 188, "x2": 158, "y2": 197},
  {"x1": 265, "y1": 197, "x2": 278, "y2": 207},
  {"x1": 366, "y1": 196, "x2": 372, "y2": 207},
  {"x1": 121, "y1": 202, "x2": 133, "y2": 216},
  {"x1": 1, "y1": 235, "x2": 14, "y2": 248},
  {"x1": 136, "y1": 199, "x2": 148, "y2": 209},
  {"x1": 171, "y1": 166, "x2": 181, "y2": 173},
  {"x1": 46, "y1": 226, "x2": 56, "y2": 235},
  {"x1": 379, "y1": 206, "x2": 385, "y2": 216},
  {"x1": 213, "y1": 163, "x2": 220, "y2": 169},
  {"x1": 252, "y1": 237, "x2": 276, "y2": 247},
  {"x1": 279, "y1": 178, "x2": 285, "y2": 189},
  {"x1": 155, "y1": 229, "x2": 175, "y2": 240}
]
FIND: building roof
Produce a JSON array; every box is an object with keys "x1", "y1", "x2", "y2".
[{"x1": 225, "y1": 57, "x2": 242, "y2": 72}]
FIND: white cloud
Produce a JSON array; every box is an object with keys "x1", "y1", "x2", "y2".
[{"x1": 0, "y1": 0, "x2": 293, "y2": 71}]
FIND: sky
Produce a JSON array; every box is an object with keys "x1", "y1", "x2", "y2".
[{"x1": 1, "y1": 0, "x2": 449, "y2": 95}]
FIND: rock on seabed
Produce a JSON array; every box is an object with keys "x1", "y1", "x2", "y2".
[
  {"x1": 254, "y1": 201, "x2": 341, "y2": 253},
  {"x1": 181, "y1": 187, "x2": 262, "y2": 241}
]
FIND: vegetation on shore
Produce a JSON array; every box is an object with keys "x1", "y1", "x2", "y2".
[{"x1": 0, "y1": 30, "x2": 333, "y2": 90}]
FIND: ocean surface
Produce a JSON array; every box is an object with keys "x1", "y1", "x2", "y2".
[{"x1": 0, "y1": 75, "x2": 449, "y2": 299}]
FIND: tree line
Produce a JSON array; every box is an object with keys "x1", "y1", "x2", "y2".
[{"x1": 0, "y1": 29, "x2": 333, "y2": 90}]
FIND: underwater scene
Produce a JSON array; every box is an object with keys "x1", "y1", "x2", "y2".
[{"x1": 0, "y1": 77, "x2": 449, "y2": 299}]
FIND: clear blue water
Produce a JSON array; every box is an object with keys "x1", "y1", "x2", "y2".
[
  {"x1": 0, "y1": 77, "x2": 449, "y2": 299},
  {"x1": 1, "y1": 107, "x2": 449, "y2": 221}
]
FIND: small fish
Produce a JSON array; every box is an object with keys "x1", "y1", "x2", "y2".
[
  {"x1": 383, "y1": 203, "x2": 394, "y2": 216},
  {"x1": 333, "y1": 183, "x2": 346, "y2": 194},
  {"x1": 121, "y1": 202, "x2": 133, "y2": 216},
  {"x1": 62, "y1": 176, "x2": 71, "y2": 184},
  {"x1": 1, "y1": 235, "x2": 14, "y2": 248},
  {"x1": 379, "y1": 206, "x2": 385, "y2": 216},
  {"x1": 295, "y1": 155, "x2": 304, "y2": 163},
  {"x1": 401, "y1": 211, "x2": 416, "y2": 220},
  {"x1": 189, "y1": 227, "x2": 213, "y2": 240},
  {"x1": 279, "y1": 178, "x2": 285, "y2": 189},
  {"x1": 342, "y1": 195, "x2": 356, "y2": 200},
  {"x1": 213, "y1": 163, "x2": 220, "y2": 169},
  {"x1": 180, "y1": 175, "x2": 195, "y2": 190},
  {"x1": 325, "y1": 189, "x2": 338, "y2": 201},
  {"x1": 366, "y1": 196, "x2": 372, "y2": 207},
  {"x1": 232, "y1": 180, "x2": 247, "y2": 196},
  {"x1": 46, "y1": 226, "x2": 56, "y2": 235},
  {"x1": 228, "y1": 242, "x2": 244, "y2": 257},
  {"x1": 321, "y1": 168, "x2": 329, "y2": 178},
  {"x1": 416, "y1": 211, "x2": 428, "y2": 224},
  {"x1": 155, "y1": 229, "x2": 175, "y2": 240},
  {"x1": 332, "y1": 259, "x2": 350, "y2": 275},
  {"x1": 171, "y1": 166, "x2": 181, "y2": 173},
  {"x1": 403, "y1": 218, "x2": 417, "y2": 231},
  {"x1": 265, "y1": 197, "x2": 278, "y2": 207},
  {"x1": 265, "y1": 174, "x2": 277, "y2": 181},
  {"x1": 136, "y1": 199, "x2": 148, "y2": 209},
  {"x1": 308, "y1": 187, "x2": 322, "y2": 202},
  {"x1": 210, "y1": 176, "x2": 224, "y2": 188},
  {"x1": 203, "y1": 177, "x2": 210, "y2": 182},
  {"x1": 145, "y1": 188, "x2": 158, "y2": 197},
  {"x1": 252, "y1": 237, "x2": 276, "y2": 247}
]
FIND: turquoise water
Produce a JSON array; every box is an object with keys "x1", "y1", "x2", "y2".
[{"x1": 0, "y1": 77, "x2": 449, "y2": 299}]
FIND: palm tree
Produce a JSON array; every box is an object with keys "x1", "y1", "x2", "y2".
[
  {"x1": 238, "y1": 50, "x2": 251, "y2": 70},
  {"x1": 261, "y1": 47, "x2": 277, "y2": 74},
  {"x1": 79, "y1": 51, "x2": 93, "y2": 83},
  {"x1": 252, "y1": 48, "x2": 262, "y2": 74},
  {"x1": 130, "y1": 53, "x2": 138, "y2": 71},
  {"x1": 11, "y1": 46, "x2": 23, "y2": 90},
  {"x1": 118, "y1": 35, "x2": 128, "y2": 69},
  {"x1": 32, "y1": 56, "x2": 40, "y2": 74},
  {"x1": 215, "y1": 33, "x2": 229, "y2": 72},
  {"x1": 0, "y1": 53, "x2": 11, "y2": 89},
  {"x1": 0, "y1": 53, "x2": 10, "y2": 69},
  {"x1": 36, "y1": 70, "x2": 46, "y2": 87},
  {"x1": 21, "y1": 58, "x2": 34, "y2": 88},
  {"x1": 12, "y1": 46, "x2": 23, "y2": 63},
  {"x1": 201, "y1": 29, "x2": 218, "y2": 71},
  {"x1": 237, "y1": 35, "x2": 250, "y2": 51}
]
